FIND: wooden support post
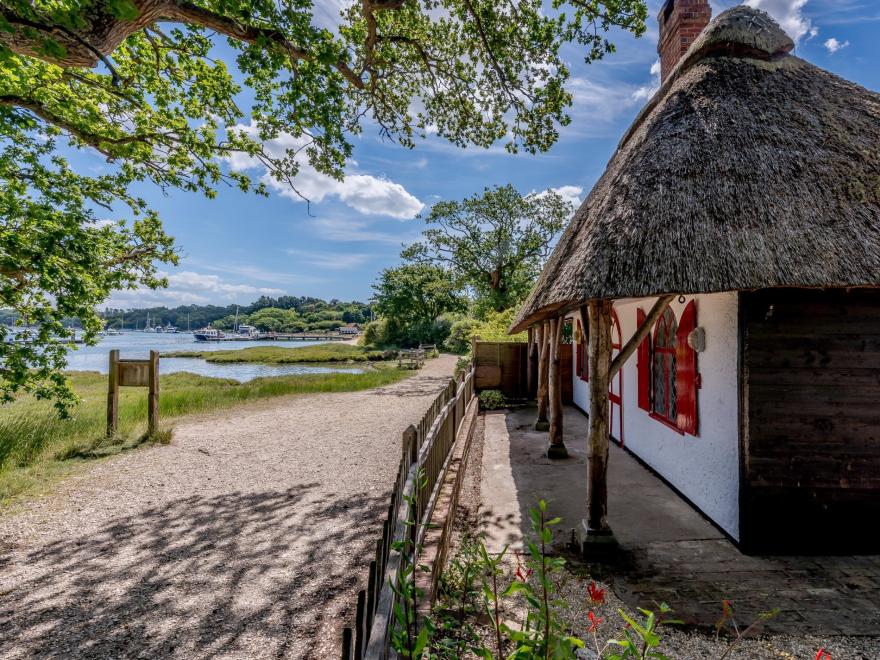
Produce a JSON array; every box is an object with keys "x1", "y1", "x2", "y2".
[
  {"x1": 547, "y1": 316, "x2": 568, "y2": 459},
  {"x1": 610, "y1": 294, "x2": 675, "y2": 379},
  {"x1": 107, "y1": 349, "x2": 119, "y2": 437},
  {"x1": 148, "y1": 350, "x2": 159, "y2": 437},
  {"x1": 535, "y1": 321, "x2": 550, "y2": 431},
  {"x1": 526, "y1": 326, "x2": 535, "y2": 397},
  {"x1": 577, "y1": 299, "x2": 618, "y2": 557}
]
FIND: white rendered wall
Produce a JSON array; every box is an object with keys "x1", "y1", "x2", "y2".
[{"x1": 570, "y1": 293, "x2": 740, "y2": 540}]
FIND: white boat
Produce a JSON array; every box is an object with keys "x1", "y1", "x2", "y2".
[{"x1": 193, "y1": 327, "x2": 225, "y2": 342}]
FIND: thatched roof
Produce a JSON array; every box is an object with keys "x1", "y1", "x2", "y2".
[{"x1": 511, "y1": 5, "x2": 880, "y2": 334}]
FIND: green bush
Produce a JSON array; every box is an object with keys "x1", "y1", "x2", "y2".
[
  {"x1": 444, "y1": 317, "x2": 481, "y2": 353},
  {"x1": 478, "y1": 389, "x2": 506, "y2": 410}
]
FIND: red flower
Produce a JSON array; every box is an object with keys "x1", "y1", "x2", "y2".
[
  {"x1": 588, "y1": 580, "x2": 606, "y2": 604},
  {"x1": 515, "y1": 565, "x2": 533, "y2": 582},
  {"x1": 816, "y1": 649, "x2": 831, "y2": 660},
  {"x1": 588, "y1": 610, "x2": 603, "y2": 633}
]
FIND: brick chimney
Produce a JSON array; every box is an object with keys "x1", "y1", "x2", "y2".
[{"x1": 657, "y1": 0, "x2": 712, "y2": 81}]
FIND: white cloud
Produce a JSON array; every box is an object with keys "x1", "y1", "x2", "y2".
[
  {"x1": 824, "y1": 36, "x2": 850, "y2": 53},
  {"x1": 308, "y1": 216, "x2": 421, "y2": 245},
  {"x1": 109, "y1": 271, "x2": 286, "y2": 308},
  {"x1": 224, "y1": 123, "x2": 424, "y2": 220},
  {"x1": 632, "y1": 58, "x2": 662, "y2": 102},
  {"x1": 745, "y1": 0, "x2": 814, "y2": 42},
  {"x1": 286, "y1": 249, "x2": 371, "y2": 270},
  {"x1": 534, "y1": 185, "x2": 583, "y2": 209}
]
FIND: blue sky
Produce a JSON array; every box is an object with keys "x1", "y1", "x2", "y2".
[{"x1": 103, "y1": 0, "x2": 880, "y2": 308}]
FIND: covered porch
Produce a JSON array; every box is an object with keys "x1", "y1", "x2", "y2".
[{"x1": 477, "y1": 405, "x2": 880, "y2": 635}]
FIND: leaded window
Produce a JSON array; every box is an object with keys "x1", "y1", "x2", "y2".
[{"x1": 652, "y1": 307, "x2": 677, "y2": 423}]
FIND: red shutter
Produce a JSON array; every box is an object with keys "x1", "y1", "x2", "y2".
[
  {"x1": 676, "y1": 300, "x2": 699, "y2": 435},
  {"x1": 637, "y1": 307, "x2": 650, "y2": 411}
]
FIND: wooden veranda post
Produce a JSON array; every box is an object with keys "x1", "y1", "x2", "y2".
[
  {"x1": 526, "y1": 326, "x2": 535, "y2": 397},
  {"x1": 535, "y1": 321, "x2": 550, "y2": 431},
  {"x1": 577, "y1": 299, "x2": 618, "y2": 557},
  {"x1": 547, "y1": 316, "x2": 568, "y2": 458}
]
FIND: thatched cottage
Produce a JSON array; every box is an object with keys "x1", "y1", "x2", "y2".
[{"x1": 512, "y1": 2, "x2": 880, "y2": 553}]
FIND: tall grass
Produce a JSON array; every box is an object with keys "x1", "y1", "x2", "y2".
[
  {"x1": 162, "y1": 344, "x2": 389, "y2": 363},
  {"x1": 0, "y1": 367, "x2": 407, "y2": 505}
]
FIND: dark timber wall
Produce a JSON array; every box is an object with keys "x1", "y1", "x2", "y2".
[
  {"x1": 474, "y1": 341, "x2": 572, "y2": 401},
  {"x1": 740, "y1": 289, "x2": 880, "y2": 554}
]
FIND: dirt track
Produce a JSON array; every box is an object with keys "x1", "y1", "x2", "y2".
[{"x1": 0, "y1": 355, "x2": 457, "y2": 659}]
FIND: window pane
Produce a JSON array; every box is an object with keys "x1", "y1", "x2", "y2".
[
  {"x1": 653, "y1": 350, "x2": 666, "y2": 417},
  {"x1": 669, "y1": 352, "x2": 677, "y2": 419}
]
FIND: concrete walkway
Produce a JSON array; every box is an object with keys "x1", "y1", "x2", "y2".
[{"x1": 478, "y1": 406, "x2": 880, "y2": 635}]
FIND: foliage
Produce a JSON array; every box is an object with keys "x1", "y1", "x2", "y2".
[
  {"x1": 478, "y1": 389, "x2": 506, "y2": 410},
  {"x1": 371, "y1": 264, "x2": 464, "y2": 347},
  {"x1": 244, "y1": 307, "x2": 304, "y2": 333},
  {"x1": 0, "y1": 0, "x2": 647, "y2": 408},
  {"x1": 403, "y1": 185, "x2": 572, "y2": 312},
  {"x1": 163, "y1": 344, "x2": 392, "y2": 363},
  {"x1": 0, "y1": 366, "x2": 409, "y2": 504},
  {"x1": 443, "y1": 316, "x2": 481, "y2": 354},
  {"x1": 0, "y1": 122, "x2": 176, "y2": 412}
]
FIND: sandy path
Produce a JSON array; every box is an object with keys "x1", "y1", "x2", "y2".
[{"x1": 0, "y1": 355, "x2": 457, "y2": 659}]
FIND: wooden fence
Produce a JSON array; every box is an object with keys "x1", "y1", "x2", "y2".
[
  {"x1": 341, "y1": 366, "x2": 476, "y2": 660},
  {"x1": 472, "y1": 340, "x2": 573, "y2": 402}
]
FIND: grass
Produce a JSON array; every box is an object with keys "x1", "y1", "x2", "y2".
[
  {"x1": 162, "y1": 343, "x2": 390, "y2": 364},
  {"x1": 0, "y1": 366, "x2": 408, "y2": 506}
]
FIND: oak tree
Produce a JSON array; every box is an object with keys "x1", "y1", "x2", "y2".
[
  {"x1": 0, "y1": 0, "x2": 645, "y2": 407},
  {"x1": 402, "y1": 184, "x2": 573, "y2": 313}
]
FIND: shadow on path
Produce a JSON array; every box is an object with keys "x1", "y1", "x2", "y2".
[{"x1": 0, "y1": 485, "x2": 386, "y2": 659}]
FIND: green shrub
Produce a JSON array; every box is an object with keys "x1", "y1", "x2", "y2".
[
  {"x1": 478, "y1": 389, "x2": 506, "y2": 410},
  {"x1": 444, "y1": 317, "x2": 481, "y2": 353}
]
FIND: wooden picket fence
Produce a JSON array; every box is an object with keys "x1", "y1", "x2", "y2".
[{"x1": 341, "y1": 366, "x2": 476, "y2": 660}]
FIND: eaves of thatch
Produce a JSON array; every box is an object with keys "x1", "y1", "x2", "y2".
[{"x1": 510, "y1": 6, "x2": 880, "y2": 334}]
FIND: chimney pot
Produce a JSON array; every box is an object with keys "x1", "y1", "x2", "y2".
[{"x1": 657, "y1": 0, "x2": 712, "y2": 82}]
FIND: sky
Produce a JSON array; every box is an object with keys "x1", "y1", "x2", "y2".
[{"x1": 102, "y1": 0, "x2": 880, "y2": 309}]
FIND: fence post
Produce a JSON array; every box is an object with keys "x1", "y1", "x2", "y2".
[
  {"x1": 106, "y1": 349, "x2": 119, "y2": 437},
  {"x1": 403, "y1": 424, "x2": 417, "y2": 466},
  {"x1": 147, "y1": 350, "x2": 160, "y2": 437}
]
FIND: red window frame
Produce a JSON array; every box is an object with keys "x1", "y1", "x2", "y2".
[
  {"x1": 650, "y1": 307, "x2": 679, "y2": 429},
  {"x1": 636, "y1": 300, "x2": 700, "y2": 436}
]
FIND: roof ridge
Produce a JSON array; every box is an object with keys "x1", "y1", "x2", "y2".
[{"x1": 615, "y1": 5, "x2": 794, "y2": 155}]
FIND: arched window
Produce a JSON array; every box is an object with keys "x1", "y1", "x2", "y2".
[{"x1": 652, "y1": 307, "x2": 678, "y2": 423}]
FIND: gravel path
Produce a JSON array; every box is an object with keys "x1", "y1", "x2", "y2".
[{"x1": 0, "y1": 355, "x2": 457, "y2": 659}]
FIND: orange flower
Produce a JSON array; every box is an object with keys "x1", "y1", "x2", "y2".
[{"x1": 588, "y1": 580, "x2": 606, "y2": 604}]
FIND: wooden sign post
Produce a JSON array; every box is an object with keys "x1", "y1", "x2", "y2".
[{"x1": 107, "y1": 349, "x2": 160, "y2": 437}]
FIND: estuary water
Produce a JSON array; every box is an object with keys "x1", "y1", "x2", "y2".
[{"x1": 64, "y1": 332, "x2": 364, "y2": 382}]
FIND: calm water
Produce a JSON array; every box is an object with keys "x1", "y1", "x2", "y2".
[{"x1": 63, "y1": 332, "x2": 363, "y2": 382}]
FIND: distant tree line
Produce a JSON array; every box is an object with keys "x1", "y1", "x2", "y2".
[{"x1": 66, "y1": 296, "x2": 371, "y2": 333}]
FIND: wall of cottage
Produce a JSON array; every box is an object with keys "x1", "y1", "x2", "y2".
[{"x1": 571, "y1": 292, "x2": 741, "y2": 540}]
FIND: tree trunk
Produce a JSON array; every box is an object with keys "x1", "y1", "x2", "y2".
[
  {"x1": 535, "y1": 321, "x2": 550, "y2": 430},
  {"x1": 547, "y1": 316, "x2": 567, "y2": 457},
  {"x1": 586, "y1": 299, "x2": 612, "y2": 532}
]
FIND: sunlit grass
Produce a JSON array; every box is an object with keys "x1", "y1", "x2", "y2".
[
  {"x1": 0, "y1": 367, "x2": 407, "y2": 506},
  {"x1": 162, "y1": 343, "x2": 388, "y2": 363}
]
